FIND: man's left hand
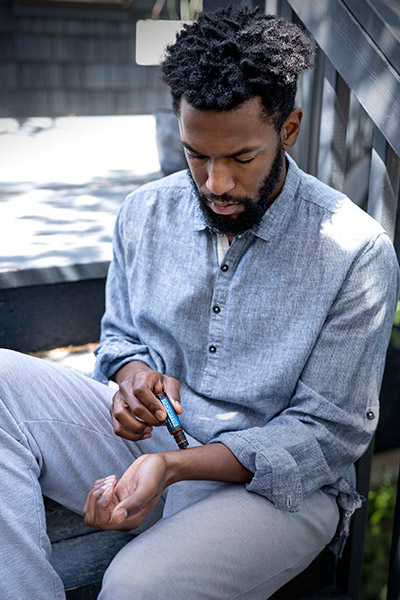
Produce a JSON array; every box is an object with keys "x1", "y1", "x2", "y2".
[{"x1": 82, "y1": 453, "x2": 171, "y2": 531}]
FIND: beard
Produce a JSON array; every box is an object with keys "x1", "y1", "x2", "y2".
[{"x1": 188, "y1": 142, "x2": 284, "y2": 236}]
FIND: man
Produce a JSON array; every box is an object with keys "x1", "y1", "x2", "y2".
[{"x1": 0, "y1": 6, "x2": 399, "y2": 600}]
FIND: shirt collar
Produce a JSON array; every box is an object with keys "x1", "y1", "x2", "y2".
[
  {"x1": 189, "y1": 154, "x2": 301, "y2": 239},
  {"x1": 251, "y1": 154, "x2": 301, "y2": 242}
]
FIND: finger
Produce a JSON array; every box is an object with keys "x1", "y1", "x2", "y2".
[
  {"x1": 93, "y1": 484, "x2": 117, "y2": 527},
  {"x1": 83, "y1": 476, "x2": 116, "y2": 514},
  {"x1": 163, "y1": 378, "x2": 182, "y2": 414},
  {"x1": 122, "y1": 381, "x2": 168, "y2": 424},
  {"x1": 84, "y1": 483, "x2": 113, "y2": 526},
  {"x1": 111, "y1": 411, "x2": 153, "y2": 441},
  {"x1": 113, "y1": 467, "x2": 160, "y2": 521},
  {"x1": 112, "y1": 392, "x2": 154, "y2": 434},
  {"x1": 114, "y1": 387, "x2": 163, "y2": 427},
  {"x1": 111, "y1": 494, "x2": 160, "y2": 529},
  {"x1": 85, "y1": 478, "x2": 120, "y2": 529}
]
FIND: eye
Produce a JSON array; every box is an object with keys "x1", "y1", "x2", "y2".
[
  {"x1": 185, "y1": 151, "x2": 207, "y2": 160},
  {"x1": 234, "y1": 157, "x2": 255, "y2": 164}
]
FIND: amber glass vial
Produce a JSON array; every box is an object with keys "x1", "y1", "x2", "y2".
[{"x1": 156, "y1": 393, "x2": 189, "y2": 450}]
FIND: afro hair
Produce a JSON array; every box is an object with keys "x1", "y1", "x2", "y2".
[{"x1": 160, "y1": 5, "x2": 314, "y2": 129}]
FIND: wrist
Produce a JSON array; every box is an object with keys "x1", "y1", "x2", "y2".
[{"x1": 162, "y1": 450, "x2": 187, "y2": 487}]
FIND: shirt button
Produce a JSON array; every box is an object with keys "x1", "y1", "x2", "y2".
[
  {"x1": 213, "y1": 305, "x2": 221, "y2": 314},
  {"x1": 366, "y1": 411, "x2": 375, "y2": 420},
  {"x1": 221, "y1": 264, "x2": 229, "y2": 272},
  {"x1": 209, "y1": 345, "x2": 217, "y2": 353}
]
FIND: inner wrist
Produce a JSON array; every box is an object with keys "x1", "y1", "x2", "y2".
[{"x1": 162, "y1": 450, "x2": 188, "y2": 487}]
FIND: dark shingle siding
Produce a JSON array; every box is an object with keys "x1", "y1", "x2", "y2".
[{"x1": 0, "y1": 0, "x2": 170, "y2": 117}]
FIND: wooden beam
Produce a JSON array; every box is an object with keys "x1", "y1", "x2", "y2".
[
  {"x1": 286, "y1": 0, "x2": 400, "y2": 158},
  {"x1": 316, "y1": 58, "x2": 350, "y2": 190},
  {"x1": 367, "y1": 127, "x2": 400, "y2": 241}
]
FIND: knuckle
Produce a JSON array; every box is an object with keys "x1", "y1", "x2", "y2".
[
  {"x1": 112, "y1": 390, "x2": 123, "y2": 403},
  {"x1": 92, "y1": 487, "x2": 104, "y2": 499},
  {"x1": 113, "y1": 427, "x2": 125, "y2": 438},
  {"x1": 113, "y1": 405, "x2": 124, "y2": 418},
  {"x1": 112, "y1": 420, "x2": 126, "y2": 435},
  {"x1": 134, "y1": 383, "x2": 147, "y2": 397},
  {"x1": 118, "y1": 378, "x2": 131, "y2": 391}
]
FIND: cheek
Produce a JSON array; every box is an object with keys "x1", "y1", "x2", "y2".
[
  {"x1": 188, "y1": 162, "x2": 207, "y2": 189},
  {"x1": 237, "y1": 167, "x2": 266, "y2": 196}
]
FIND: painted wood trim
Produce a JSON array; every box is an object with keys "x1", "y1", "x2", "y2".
[{"x1": 286, "y1": 0, "x2": 400, "y2": 158}]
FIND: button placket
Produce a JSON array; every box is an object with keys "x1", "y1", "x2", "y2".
[{"x1": 200, "y1": 236, "x2": 253, "y2": 395}]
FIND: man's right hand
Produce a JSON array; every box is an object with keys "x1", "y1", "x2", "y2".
[{"x1": 110, "y1": 361, "x2": 181, "y2": 441}]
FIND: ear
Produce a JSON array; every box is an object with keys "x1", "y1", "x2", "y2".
[{"x1": 281, "y1": 108, "x2": 303, "y2": 150}]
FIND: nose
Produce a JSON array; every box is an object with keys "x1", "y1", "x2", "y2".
[{"x1": 205, "y1": 159, "x2": 235, "y2": 197}]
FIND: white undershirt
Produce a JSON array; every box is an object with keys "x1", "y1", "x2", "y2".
[{"x1": 216, "y1": 234, "x2": 230, "y2": 265}]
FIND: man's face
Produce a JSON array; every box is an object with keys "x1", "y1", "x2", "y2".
[{"x1": 178, "y1": 96, "x2": 286, "y2": 236}]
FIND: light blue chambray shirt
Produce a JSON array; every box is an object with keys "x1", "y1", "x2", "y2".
[{"x1": 94, "y1": 155, "x2": 399, "y2": 555}]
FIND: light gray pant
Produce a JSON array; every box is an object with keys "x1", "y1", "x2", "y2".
[{"x1": 0, "y1": 349, "x2": 339, "y2": 600}]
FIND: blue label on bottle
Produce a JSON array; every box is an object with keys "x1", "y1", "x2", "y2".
[{"x1": 158, "y1": 395, "x2": 181, "y2": 431}]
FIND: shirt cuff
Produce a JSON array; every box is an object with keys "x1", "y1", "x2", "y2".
[
  {"x1": 92, "y1": 340, "x2": 163, "y2": 384},
  {"x1": 214, "y1": 430, "x2": 303, "y2": 512}
]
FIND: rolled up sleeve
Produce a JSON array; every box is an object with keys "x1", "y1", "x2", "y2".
[{"x1": 216, "y1": 233, "x2": 399, "y2": 511}]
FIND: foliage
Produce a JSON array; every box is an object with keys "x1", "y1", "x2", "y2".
[
  {"x1": 390, "y1": 301, "x2": 400, "y2": 350},
  {"x1": 361, "y1": 467, "x2": 398, "y2": 600}
]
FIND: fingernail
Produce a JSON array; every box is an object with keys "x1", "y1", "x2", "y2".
[
  {"x1": 114, "y1": 507, "x2": 128, "y2": 522},
  {"x1": 156, "y1": 409, "x2": 166, "y2": 421},
  {"x1": 143, "y1": 433, "x2": 152, "y2": 439}
]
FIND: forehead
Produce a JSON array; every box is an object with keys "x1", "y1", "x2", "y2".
[{"x1": 178, "y1": 97, "x2": 277, "y2": 155}]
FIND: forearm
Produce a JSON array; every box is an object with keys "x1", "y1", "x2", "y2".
[
  {"x1": 89, "y1": 443, "x2": 253, "y2": 530},
  {"x1": 162, "y1": 443, "x2": 253, "y2": 487},
  {"x1": 112, "y1": 365, "x2": 252, "y2": 484}
]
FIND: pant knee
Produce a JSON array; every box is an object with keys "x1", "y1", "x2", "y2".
[
  {"x1": 0, "y1": 350, "x2": 24, "y2": 408},
  {"x1": 0, "y1": 349, "x2": 22, "y2": 378},
  {"x1": 99, "y1": 542, "x2": 177, "y2": 600},
  {"x1": 100, "y1": 557, "x2": 149, "y2": 600}
]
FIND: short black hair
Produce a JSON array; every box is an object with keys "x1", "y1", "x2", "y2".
[{"x1": 160, "y1": 5, "x2": 314, "y2": 130}]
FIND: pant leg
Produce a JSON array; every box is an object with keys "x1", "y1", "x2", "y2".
[
  {"x1": 0, "y1": 349, "x2": 177, "y2": 600},
  {"x1": 100, "y1": 482, "x2": 339, "y2": 600}
]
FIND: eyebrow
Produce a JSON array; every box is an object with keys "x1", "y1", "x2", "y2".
[{"x1": 182, "y1": 141, "x2": 259, "y2": 158}]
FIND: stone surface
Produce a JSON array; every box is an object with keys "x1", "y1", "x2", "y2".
[{"x1": 0, "y1": 115, "x2": 162, "y2": 281}]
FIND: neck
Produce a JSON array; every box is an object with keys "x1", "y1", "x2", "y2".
[{"x1": 266, "y1": 155, "x2": 288, "y2": 209}]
